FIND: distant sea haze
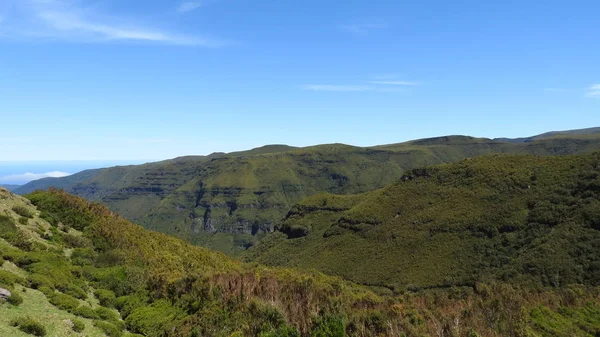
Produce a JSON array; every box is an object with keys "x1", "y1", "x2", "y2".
[{"x1": 0, "y1": 160, "x2": 148, "y2": 185}]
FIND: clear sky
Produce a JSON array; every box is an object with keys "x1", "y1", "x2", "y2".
[{"x1": 1, "y1": 0, "x2": 599, "y2": 162}]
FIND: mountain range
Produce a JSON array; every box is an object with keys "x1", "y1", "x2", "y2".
[{"x1": 14, "y1": 128, "x2": 600, "y2": 255}]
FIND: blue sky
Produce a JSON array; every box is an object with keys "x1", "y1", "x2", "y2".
[{"x1": 1, "y1": 0, "x2": 599, "y2": 164}]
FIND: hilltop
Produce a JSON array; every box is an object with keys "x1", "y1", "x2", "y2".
[
  {"x1": 246, "y1": 152, "x2": 600, "y2": 291},
  {"x1": 1, "y1": 188, "x2": 600, "y2": 336},
  {"x1": 15, "y1": 128, "x2": 600, "y2": 254}
]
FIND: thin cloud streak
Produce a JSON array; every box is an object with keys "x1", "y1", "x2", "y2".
[
  {"x1": 177, "y1": 1, "x2": 203, "y2": 13},
  {"x1": 586, "y1": 84, "x2": 600, "y2": 98},
  {"x1": 0, "y1": 0, "x2": 229, "y2": 46},
  {"x1": 340, "y1": 23, "x2": 386, "y2": 36},
  {"x1": 368, "y1": 81, "x2": 421, "y2": 86},
  {"x1": 302, "y1": 85, "x2": 374, "y2": 92}
]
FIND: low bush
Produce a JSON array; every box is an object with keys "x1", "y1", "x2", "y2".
[
  {"x1": 28, "y1": 274, "x2": 55, "y2": 290},
  {"x1": 0, "y1": 270, "x2": 25, "y2": 286},
  {"x1": 47, "y1": 291, "x2": 80, "y2": 312},
  {"x1": 11, "y1": 316, "x2": 46, "y2": 336},
  {"x1": 93, "y1": 320, "x2": 123, "y2": 337},
  {"x1": 73, "y1": 305, "x2": 98, "y2": 319},
  {"x1": 61, "y1": 233, "x2": 91, "y2": 248},
  {"x1": 12, "y1": 205, "x2": 34, "y2": 218},
  {"x1": 71, "y1": 318, "x2": 85, "y2": 333},
  {"x1": 95, "y1": 306, "x2": 120, "y2": 322},
  {"x1": 95, "y1": 288, "x2": 117, "y2": 308},
  {"x1": 7, "y1": 290, "x2": 24, "y2": 306}
]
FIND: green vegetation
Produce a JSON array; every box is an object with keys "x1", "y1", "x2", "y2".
[
  {"x1": 2, "y1": 162, "x2": 600, "y2": 336},
  {"x1": 14, "y1": 129, "x2": 600, "y2": 255},
  {"x1": 247, "y1": 152, "x2": 600, "y2": 290},
  {"x1": 11, "y1": 316, "x2": 47, "y2": 336},
  {"x1": 71, "y1": 318, "x2": 85, "y2": 333}
]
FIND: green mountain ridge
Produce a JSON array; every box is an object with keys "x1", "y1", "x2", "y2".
[
  {"x1": 2, "y1": 188, "x2": 600, "y2": 336},
  {"x1": 15, "y1": 128, "x2": 600, "y2": 255},
  {"x1": 246, "y1": 152, "x2": 600, "y2": 291}
]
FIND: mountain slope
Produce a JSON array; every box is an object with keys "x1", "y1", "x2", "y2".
[
  {"x1": 246, "y1": 152, "x2": 600, "y2": 291},
  {"x1": 2, "y1": 188, "x2": 600, "y2": 336},
  {"x1": 0, "y1": 184, "x2": 21, "y2": 191},
  {"x1": 15, "y1": 128, "x2": 600, "y2": 254}
]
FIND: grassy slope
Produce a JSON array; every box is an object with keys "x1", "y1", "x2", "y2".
[
  {"x1": 14, "y1": 130, "x2": 600, "y2": 255},
  {"x1": 1, "y1": 188, "x2": 600, "y2": 336},
  {"x1": 0, "y1": 188, "x2": 119, "y2": 337},
  {"x1": 246, "y1": 152, "x2": 600, "y2": 291}
]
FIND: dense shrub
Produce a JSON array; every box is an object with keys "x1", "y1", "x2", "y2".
[
  {"x1": 0, "y1": 270, "x2": 25, "y2": 286},
  {"x1": 12, "y1": 205, "x2": 34, "y2": 218},
  {"x1": 61, "y1": 233, "x2": 91, "y2": 248},
  {"x1": 73, "y1": 305, "x2": 99, "y2": 319},
  {"x1": 28, "y1": 273, "x2": 55, "y2": 290},
  {"x1": 0, "y1": 215, "x2": 17, "y2": 236},
  {"x1": 71, "y1": 318, "x2": 85, "y2": 333},
  {"x1": 310, "y1": 316, "x2": 345, "y2": 337},
  {"x1": 93, "y1": 320, "x2": 123, "y2": 337},
  {"x1": 95, "y1": 288, "x2": 117, "y2": 308},
  {"x1": 62, "y1": 284, "x2": 88, "y2": 300},
  {"x1": 95, "y1": 306, "x2": 120, "y2": 322},
  {"x1": 7, "y1": 289, "x2": 24, "y2": 306},
  {"x1": 11, "y1": 316, "x2": 46, "y2": 337},
  {"x1": 70, "y1": 248, "x2": 96, "y2": 266},
  {"x1": 47, "y1": 291, "x2": 80, "y2": 312}
]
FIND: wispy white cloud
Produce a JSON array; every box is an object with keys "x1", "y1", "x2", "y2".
[
  {"x1": 0, "y1": 171, "x2": 72, "y2": 184},
  {"x1": 340, "y1": 23, "x2": 386, "y2": 36},
  {"x1": 302, "y1": 85, "x2": 375, "y2": 92},
  {"x1": 0, "y1": 0, "x2": 229, "y2": 46},
  {"x1": 177, "y1": 1, "x2": 203, "y2": 13},
  {"x1": 368, "y1": 80, "x2": 421, "y2": 86},
  {"x1": 586, "y1": 84, "x2": 600, "y2": 98}
]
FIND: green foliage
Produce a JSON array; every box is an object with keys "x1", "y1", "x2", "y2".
[
  {"x1": 95, "y1": 288, "x2": 117, "y2": 308},
  {"x1": 12, "y1": 205, "x2": 34, "y2": 218},
  {"x1": 248, "y1": 153, "x2": 600, "y2": 290},
  {"x1": 310, "y1": 316, "x2": 345, "y2": 337},
  {"x1": 125, "y1": 300, "x2": 185, "y2": 337},
  {"x1": 73, "y1": 305, "x2": 99, "y2": 319},
  {"x1": 6, "y1": 288, "x2": 24, "y2": 306},
  {"x1": 0, "y1": 215, "x2": 17, "y2": 235},
  {"x1": 71, "y1": 318, "x2": 85, "y2": 333},
  {"x1": 17, "y1": 131, "x2": 600, "y2": 255},
  {"x1": 46, "y1": 291, "x2": 80, "y2": 312},
  {"x1": 0, "y1": 270, "x2": 25, "y2": 287},
  {"x1": 10, "y1": 316, "x2": 47, "y2": 336},
  {"x1": 13, "y1": 184, "x2": 600, "y2": 337},
  {"x1": 93, "y1": 320, "x2": 123, "y2": 337},
  {"x1": 95, "y1": 306, "x2": 120, "y2": 322},
  {"x1": 260, "y1": 326, "x2": 301, "y2": 337}
]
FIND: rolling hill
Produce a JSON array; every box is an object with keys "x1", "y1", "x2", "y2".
[
  {"x1": 1, "y1": 188, "x2": 600, "y2": 336},
  {"x1": 15, "y1": 128, "x2": 600, "y2": 255}
]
